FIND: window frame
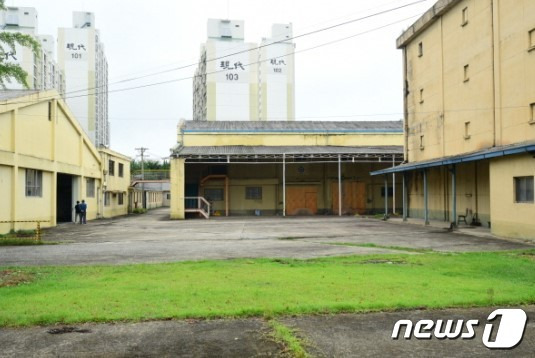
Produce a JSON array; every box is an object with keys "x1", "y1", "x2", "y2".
[
  {"x1": 118, "y1": 163, "x2": 124, "y2": 178},
  {"x1": 86, "y1": 177, "x2": 95, "y2": 197},
  {"x1": 25, "y1": 169, "x2": 42, "y2": 197},
  {"x1": 118, "y1": 192, "x2": 124, "y2": 205},
  {"x1": 104, "y1": 192, "x2": 111, "y2": 206},
  {"x1": 108, "y1": 160, "x2": 115, "y2": 176},
  {"x1": 514, "y1": 176, "x2": 534, "y2": 203},
  {"x1": 204, "y1": 188, "x2": 224, "y2": 202},
  {"x1": 245, "y1": 186, "x2": 263, "y2": 200}
]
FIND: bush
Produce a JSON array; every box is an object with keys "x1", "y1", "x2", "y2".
[{"x1": 131, "y1": 208, "x2": 147, "y2": 214}]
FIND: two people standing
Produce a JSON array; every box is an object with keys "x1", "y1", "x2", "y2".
[{"x1": 74, "y1": 200, "x2": 87, "y2": 224}]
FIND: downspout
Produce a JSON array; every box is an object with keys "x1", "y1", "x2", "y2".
[
  {"x1": 491, "y1": 0, "x2": 497, "y2": 147},
  {"x1": 402, "y1": 47, "x2": 409, "y2": 161}
]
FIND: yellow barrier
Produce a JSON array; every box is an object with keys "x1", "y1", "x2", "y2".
[{"x1": 0, "y1": 220, "x2": 50, "y2": 241}]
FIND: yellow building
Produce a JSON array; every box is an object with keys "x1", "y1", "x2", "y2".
[
  {"x1": 100, "y1": 148, "x2": 131, "y2": 218},
  {"x1": 0, "y1": 90, "x2": 130, "y2": 233},
  {"x1": 170, "y1": 121, "x2": 404, "y2": 219},
  {"x1": 372, "y1": 0, "x2": 535, "y2": 239}
]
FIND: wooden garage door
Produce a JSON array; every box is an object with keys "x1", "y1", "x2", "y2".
[
  {"x1": 332, "y1": 181, "x2": 366, "y2": 215},
  {"x1": 286, "y1": 186, "x2": 318, "y2": 216}
]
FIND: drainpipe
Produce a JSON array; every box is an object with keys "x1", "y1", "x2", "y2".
[
  {"x1": 283, "y1": 153, "x2": 286, "y2": 217},
  {"x1": 451, "y1": 165, "x2": 457, "y2": 228},
  {"x1": 392, "y1": 155, "x2": 396, "y2": 214},
  {"x1": 384, "y1": 175, "x2": 388, "y2": 220},
  {"x1": 338, "y1": 155, "x2": 342, "y2": 216},
  {"x1": 402, "y1": 47, "x2": 409, "y2": 161},
  {"x1": 402, "y1": 172, "x2": 407, "y2": 221},
  {"x1": 423, "y1": 169, "x2": 429, "y2": 225}
]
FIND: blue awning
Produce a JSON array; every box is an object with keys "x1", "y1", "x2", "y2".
[{"x1": 370, "y1": 141, "x2": 535, "y2": 176}]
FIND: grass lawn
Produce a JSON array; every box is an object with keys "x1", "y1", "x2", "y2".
[{"x1": 1, "y1": 250, "x2": 534, "y2": 326}]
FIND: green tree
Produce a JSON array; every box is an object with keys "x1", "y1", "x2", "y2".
[{"x1": 0, "y1": 0, "x2": 41, "y2": 88}]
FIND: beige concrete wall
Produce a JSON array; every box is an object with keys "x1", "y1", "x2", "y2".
[
  {"x1": 100, "y1": 149, "x2": 131, "y2": 218},
  {"x1": 182, "y1": 133, "x2": 403, "y2": 147},
  {"x1": 490, "y1": 154, "x2": 535, "y2": 239},
  {"x1": 0, "y1": 91, "x2": 127, "y2": 233},
  {"x1": 188, "y1": 162, "x2": 402, "y2": 216},
  {"x1": 407, "y1": 161, "x2": 490, "y2": 226},
  {"x1": 404, "y1": 0, "x2": 535, "y2": 163},
  {"x1": 170, "y1": 158, "x2": 185, "y2": 219}
]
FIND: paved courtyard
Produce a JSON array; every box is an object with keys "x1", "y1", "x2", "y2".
[{"x1": 0, "y1": 208, "x2": 531, "y2": 266}]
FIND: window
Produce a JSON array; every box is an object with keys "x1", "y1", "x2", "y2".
[
  {"x1": 463, "y1": 64, "x2": 470, "y2": 82},
  {"x1": 118, "y1": 163, "x2": 124, "y2": 177},
  {"x1": 104, "y1": 192, "x2": 110, "y2": 206},
  {"x1": 529, "y1": 28, "x2": 535, "y2": 51},
  {"x1": 48, "y1": 101, "x2": 52, "y2": 121},
  {"x1": 166, "y1": 193, "x2": 171, "y2": 200},
  {"x1": 108, "y1": 160, "x2": 115, "y2": 176},
  {"x1": 514, "y1": 176, "x2": 534, "y2": 203},
  {"x1": 419, "y1": 88, "x2": 424, "y2": 104},
  {"x1": 25, "y1": 169, "x2": 42, "y2": 197},
  {"x1": 419, "y1": 135, "x2": 425, "y2": 150},
  {"x1": 86, "y1": 178, "x2": 95, "y2": 197},
  {"x1": 204, "y1": 188, "x2": 224, "y2": 201},
  {"x1": 530, "y1": 103, "x2": 535, "y2": 124},
  {"x1": 464, "y1": 121, "x2": 471, "y2": 139},
  {"x1": 245, "y1": 187, "x2": 262, "y2": 200},
  {"x1": 118, "y1": 193, "x2": 124, "y2": 205},
  {"x1": 381, "y1": 187, "x2": 394, "y2": 197},
  {"x1": 461, "y1": 7, "x2": 468, "y2": 26},
  {"x1": 418, "y1": 42, "x2": 423, "y2": 57}
]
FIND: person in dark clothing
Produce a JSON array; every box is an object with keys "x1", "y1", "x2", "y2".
[
  {"x1": 74, "y1": 201, "x2": 81, "y2": 224},
  {"x1": 79, "y1": 200, "x2": 87, "y2": 224}
]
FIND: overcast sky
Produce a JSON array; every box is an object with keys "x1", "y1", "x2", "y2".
[{"x1": 9, "y1": 0, "x2": 433, "y2": 161}]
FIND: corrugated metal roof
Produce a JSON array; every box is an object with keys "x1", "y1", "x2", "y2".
[
  {"x1": 176, "y1": 145, "x2": 403, "y2": 156},
  {"x1": 0, "y1": 90, "x2": 40, "y2": 101},
  {"x1": 181, "y1": 120, "x2": 403, "y2": 133},
  {"x1": 371, "y1": 140, "x2": 535, "y2": 175}
]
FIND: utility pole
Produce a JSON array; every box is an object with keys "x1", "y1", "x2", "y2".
[{"x1": 135, "y1": 147, "x2": 148, "y2": 209}]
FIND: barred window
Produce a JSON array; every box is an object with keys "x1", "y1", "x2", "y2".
[
  {"x1": 204, "y1": 188, "x2": 223, "y2": 201},
  {"x1": 245, "y1": 187, "x2": 262, "y2": 200},
  {"x1": 514, "y1": 176, "x2": 534, "y2": 203},
  {"x1": 86, "y1": 178, "x2": 95, "y2": 197},
  {"x1": 25, "y1": 169, "x2": 42, "y2": 197},
  {"x1": 104, "y1": 192, "x2": 111, "y2": 206},
  {"x1": 118, "y1": 193, "x2": 124, "y2": 205},
  {"x1": 108, "y1": 160, "x2": 115, "y2": 176}
]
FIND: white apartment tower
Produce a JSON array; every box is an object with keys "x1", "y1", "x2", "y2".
[
  {"x1": 0, "y1": 7, "x2": 65, "y2": 94},
  {"x1": 193, "y1": 19, "x2": 295, "y2": 121},
  {"x1": 259, "y1": 24, "x2": 295, "y2": 121},
  {"x1": 58, "y1": 12, "x2": 109, "y2": 147}
]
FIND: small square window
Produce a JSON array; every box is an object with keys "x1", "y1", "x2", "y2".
[
  {"x1": 205, "y1": 188, "x2": 224, "y2": 201},
  {"x1": 86, "y1": 178, "x2": 95, "y2": 197},
  {"x1": 25, "y1": 169, "x2": 42, "y2": 197},
  {"x1": 419, "y1": 88, "x2": 424, "y2": 104},
  {"x1": 461, "y1": 7, "x2": 468, "y2": 26},
  {"x1": 418, "y1": 42, "x2": 423, "y2": 57},
  {"x1": 463, "y1": 64, "x2": 470, "y2": 82},
  {"x1": 514, "y1": 176, "x2": 534, "y2": 203},
  {"x1": 529, "y1": 28, "x2": 535, "y2": 51},
  {"x1": 108, "y1": 160, "x2": 115, "y2": 176},
  {"x1": 381, "y1": 187, "x2": 394, "y2": 197},
  {"x1": 245, "y1": 187, "x2": 262, "y2": 200},
  {"x1": 464, "y1": 121, "x2": 471, "y2": 139}
]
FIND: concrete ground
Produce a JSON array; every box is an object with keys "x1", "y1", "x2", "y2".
[
  {"x1": 0, "y1": 208, "x2": 532, "y2": 266},
  {"x1": 1, "y1": 306, "x2": 533, "y2": 357}
]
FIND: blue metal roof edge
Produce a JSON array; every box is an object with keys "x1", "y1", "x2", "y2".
[
  {"x1": 183, "y1": 129, "x2": 403, "y2": 134},
  {"x1": 370, "y1": 143, "x2": 535, "y2": 176}
]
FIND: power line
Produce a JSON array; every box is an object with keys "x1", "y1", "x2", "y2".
[
  {"x1": 1, "y1": 11, "x2": 425, "y2": 106},
  {"x1": 1, "y1": 0, "x2": 427, "y2": 104}
]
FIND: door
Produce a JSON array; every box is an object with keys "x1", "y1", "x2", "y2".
[
  {"x1": 286, "y1": 186, "x2": 318, "y2": 216},
  {"x1": 332, "y1": 181, "x2": 367, "y2": 215},
  {"x1": 56, "y1": 173, "x2": 73, "y2": 222}
]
